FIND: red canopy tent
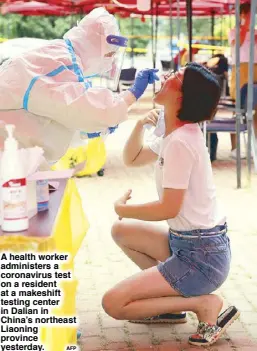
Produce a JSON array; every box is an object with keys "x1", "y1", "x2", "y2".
[
  {"x1": 0, "y1": 2, "x2": 234, "y2": 17},
  {"x1": 0, "y1": 0, "x2": 234, "y2": 68},
  {"x1": 1, "y1": 1, "x2": 80, "y2": 15},
  {"x1": 0, "y1": 0, "x2": 236, "y2": 16},
  {"x1": 0, "y1": 0, "x2": 236, "y2": 73}
]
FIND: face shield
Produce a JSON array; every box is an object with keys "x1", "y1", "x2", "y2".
[{"x1": 88, "y1": 34, "x2": 128, "y2": 91}]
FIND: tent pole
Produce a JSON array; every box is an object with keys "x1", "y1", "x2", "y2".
[
  {"x1": 220, "y1": 9, "x2": 224, "y2": 46},
  {"x1": 153, "y1": 4, "x2": 158, "y2": 96},
  {"x1": 235, "y1": 0, "x2": 242, "y2": 188},
  {"x1": 151, "y1": 0, "x2": 154, "y2": 70},
  {"x1": 176, "y1": 0, "x2": 181, "y2": 69},
  {"x1": 131, "y1": 16, "x2": 135, "y2": 67},
  {"x1": 151, "y1": 0, "x2": 155, "y2": 107},
  {"x1": 186, "y1": 0, "x2": 192, "y2": 61},
  {"x1": 246, "y1": 0, "x2": 257, "y2": 182},
  {"x1": 211, "y1": 11, "x2": 215, "y2": 55},
  {"x1": 229, "y1": 5, "x2": 232, "y2": 30},
  {"x1": 168, "y1": 0, "x2": 173, "y2": 69}
]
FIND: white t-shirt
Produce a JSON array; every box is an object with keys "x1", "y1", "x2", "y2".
[
  {"x1": 229, "y1": 28, "x2": 257, "y2": 65},
  {"x1": 149, "y1": 123, "x2": 226, "y2": 231}
]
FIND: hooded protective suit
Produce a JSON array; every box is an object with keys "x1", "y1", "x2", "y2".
[{"x1": 0, "y1": 8, "x2": 135, "y2": 162}]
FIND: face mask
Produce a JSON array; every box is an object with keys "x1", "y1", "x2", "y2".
[
  {"x1": 241, "y1": 18, "x2": 246, "y2": 26},
  {"x1": 152, "y1": 110, "x2": 165, "y2": 137},
  {"x1": 100, "y1": 57, "x2": 113, "y2": 74},
  {"x1": 84, "y1": 56, "x2": 112, "y2": 76}
]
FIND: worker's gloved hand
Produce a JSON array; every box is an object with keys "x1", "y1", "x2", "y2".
[{"x1": 129, "y1": 69, "x2": 159, "y2": 100}]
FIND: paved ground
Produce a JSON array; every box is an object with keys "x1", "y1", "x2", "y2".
[{"x1": 74, "y1": 92, "x2": 257, "y2": 351}]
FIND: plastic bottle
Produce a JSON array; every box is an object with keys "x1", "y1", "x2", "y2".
[
  {"x1": 1, "y1": 124, "x2": 29, "y2": 232},
  {"x1": 36, "y1": 179, "x2": 49, "y2": 212}
]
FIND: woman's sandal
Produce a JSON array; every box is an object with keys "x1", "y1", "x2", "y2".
[
  {"x1": 129, "y1": 312, "x2": 187, "y2": 324},
  {"x1": 217, "y1": 306, "x2": 240, "y2": 328},
  {"x1": 189, "y1": 322, "x2": 222, "y2": 346},
  {"x1": 189, "y1": 306, "x2": 240, "y2": 346},
  {"x1": 128, "y1": 305, "x2": 239, "y2": 328},
  {"x1": 128, "y1": 305, "x2": 240, "y2": 326}
]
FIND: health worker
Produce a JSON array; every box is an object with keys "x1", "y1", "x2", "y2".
[{"x1": 0, "y1": 7, "x2": 159, "y2": 163}]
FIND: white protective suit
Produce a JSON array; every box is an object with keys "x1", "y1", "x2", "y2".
[{"x1": 0, "y1": 8, "x2": 135, "y2": 162}]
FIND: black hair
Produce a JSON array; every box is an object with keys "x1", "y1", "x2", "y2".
[
  {"x1": 240, "y1": 2, "x2": 250, "y2": 15},
  {"x1": 213, "y1": 53, "x2": 225, "y2": 58},
  {"x1": 178, "y1": 62, "x2": 221, "y2": 123}
]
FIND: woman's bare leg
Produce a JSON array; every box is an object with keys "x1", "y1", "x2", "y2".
[
  {"x1": 102, "y1": 266, "x2": 223, "y2": 324},
  {"x1": 111, "y1": 219, "x2": 170, "y2": 270},
  {"x1": 111, "y1": 220, "x2": 186, "y2": 319}
]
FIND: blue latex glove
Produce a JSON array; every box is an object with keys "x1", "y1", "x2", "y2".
[{"x1": 129, "y1": 68, "x2": 159, "y2": 100}]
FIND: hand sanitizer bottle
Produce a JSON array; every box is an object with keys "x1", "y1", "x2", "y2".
[{"x1": 1, "y1": 124, "x2": 29, "y2": 232}]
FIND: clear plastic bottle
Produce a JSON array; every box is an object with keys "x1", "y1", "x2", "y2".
[
  {"x1": 36, "y1": 179, "x2": 49, "y2": 212},
  {"x1": 1, "y1": 124, "x2": 29, "y2": 232}
]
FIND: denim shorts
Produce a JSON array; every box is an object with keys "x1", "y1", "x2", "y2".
[{"x1": 157, "y1": 224, "x2": 231, "y2": 297}]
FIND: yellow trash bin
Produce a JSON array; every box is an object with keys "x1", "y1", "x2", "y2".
[{"x1": 52, "y1": 137, "x2": 106, "y2": 177}]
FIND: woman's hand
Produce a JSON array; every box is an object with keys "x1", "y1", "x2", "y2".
[
  {"x1": 114, "y1": 189, "x2": 132, "y2": 220},
  {"x1": 138, "y1": 109, "x2": 161, "y2": 128}
]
